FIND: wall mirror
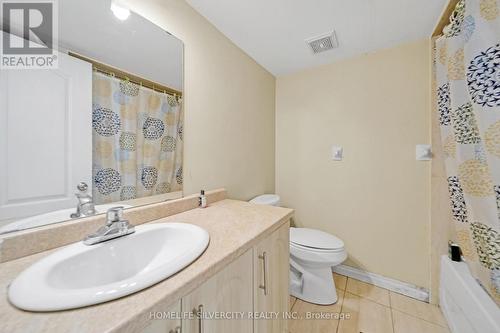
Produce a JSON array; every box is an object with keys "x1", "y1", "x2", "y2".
[{"x1": 0, "y1": 0, "x2": 184, "y2": 234}]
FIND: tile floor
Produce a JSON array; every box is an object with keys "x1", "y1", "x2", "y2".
[{"x1": 289, "y1": 273, "x2": 450, "y2": 333}]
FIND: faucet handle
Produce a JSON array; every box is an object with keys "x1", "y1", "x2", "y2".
[
  {"x1": 106, "y1": 206, "x2": 124, "y2": 224},
  {"x1": 76, "y1": 182, "x2": 89, "y2": 193}
]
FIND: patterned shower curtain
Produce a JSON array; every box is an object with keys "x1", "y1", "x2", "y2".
[
  {"x1": 435, "y1": 0, "x2": 499, "y2": 306},
  {"x1": 92, "y1": 72, "x2": 183, "y2": 204}
]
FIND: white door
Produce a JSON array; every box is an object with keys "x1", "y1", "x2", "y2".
[{"x1": 0, "y1": 44, "x2": 92, "y2": 222}]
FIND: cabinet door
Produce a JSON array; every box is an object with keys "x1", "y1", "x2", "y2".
[
  {"x1": 141, "y1": 300, "x2": 181, "y2": 333},
  {"x1": 254, "y1": 222, "x2": 290, "y2": 333},
  {"x1": 182, "y1": 250, "x2": 253, "y2": 333}
]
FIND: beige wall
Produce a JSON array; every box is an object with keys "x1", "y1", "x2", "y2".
[
  {"x1": 276, "y1": 39, "x2": 431, "y2": 288},
  {"x1": 124, "y1": 0, "x2": 276, "y2": 200}
]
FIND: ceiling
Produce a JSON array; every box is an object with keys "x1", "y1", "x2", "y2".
[{"x1": 186, "y1": 0, "x2": 447, "y2": 76}]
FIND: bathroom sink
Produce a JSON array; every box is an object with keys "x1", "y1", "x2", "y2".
[
  {"x1": 8, "y1": 223, "x2": 209, "y2": 311},
  {"x1": 0, "y1": 204, "x2": 133, "y2": 234}
]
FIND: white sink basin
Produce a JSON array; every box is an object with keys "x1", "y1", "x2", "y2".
[
  {"x1": 8, "y1": 223, "x2": 209, "y2": 311},
  {"x1": 0, "y1": 204, "x2": 133, "y2": 234}
]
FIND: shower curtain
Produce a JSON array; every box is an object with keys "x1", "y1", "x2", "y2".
[
  {"x1": 435, "y1": 0, "x2": 499, "y2": 305},
  {"x1": 91, "y1": 72, "x2": 183, "y2": 204}
]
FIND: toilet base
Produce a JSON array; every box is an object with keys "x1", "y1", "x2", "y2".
[{"x1": 290, "y1": 265, "x2": 338, "y2": 305}]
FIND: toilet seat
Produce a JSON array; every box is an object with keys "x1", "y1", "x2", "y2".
[
  {"x1": 290, "y1": 241, "x2": 345, "y2": 253},
  {"x1": 290, "y1": 241, "x2": 347, "y2": 266},
  {"x1": 289, "y1": 228, "x2": 347, "y2": 272},
  {"x1": 290, "y1": 227, "x2": 344, "y2": 251}
]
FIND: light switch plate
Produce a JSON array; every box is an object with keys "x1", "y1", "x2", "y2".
[
  {"x1": 416, "y1": 144, "x2": 432, "y2": 161},
  {"x1": 332, "y1": 146, "x2": 343, "y2": 161}
]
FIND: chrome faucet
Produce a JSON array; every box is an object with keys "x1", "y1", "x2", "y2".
[
  {"x1": 70, "y1": 182, "x2": 96, "y2": 218},
  {"x1": 83, "y1": 207, "x2": 135, "y2": 245}
]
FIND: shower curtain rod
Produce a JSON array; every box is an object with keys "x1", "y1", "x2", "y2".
[
  {"x1": 68, "y1": 52, "x2": 183, "y2": 98},
  {"x1": 432, "y1": 0, "x2": 460, "y2": 37}
]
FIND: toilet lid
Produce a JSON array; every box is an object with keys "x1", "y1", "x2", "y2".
[
  {"x1": 249, "y1": 194, "x2": 280, "y2": 206},
  {"x1": 290, "y1": 227, "x2": 344, "y2": 250}
]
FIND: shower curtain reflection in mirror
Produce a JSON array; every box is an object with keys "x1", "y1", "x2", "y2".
[{"x1": 92, "y1": 72, "x2": 183, "y2": 204}]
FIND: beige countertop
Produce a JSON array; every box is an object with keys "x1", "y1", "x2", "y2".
[{"x1": 0, "y1": 199, "x2": 293, "y2": 333}]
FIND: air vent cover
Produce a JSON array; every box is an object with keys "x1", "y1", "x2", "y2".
[{"x1": 306, "y1": 31, "x2": 338, "y2": 54}]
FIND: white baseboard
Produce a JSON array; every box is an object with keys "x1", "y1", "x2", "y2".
[{"x1": 333, "y1": 264, "x2": 429, "y2": 302}]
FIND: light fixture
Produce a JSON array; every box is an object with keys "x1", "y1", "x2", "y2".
[{"x1": 110, "y1": 0, "x2": 130, "y2": 21}]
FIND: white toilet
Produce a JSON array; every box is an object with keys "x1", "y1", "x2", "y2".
[{"x1": 250, "y1": 194, "x2": 347, "y2": 305}]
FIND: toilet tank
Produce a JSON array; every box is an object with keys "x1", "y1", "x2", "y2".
[{"x1": 249, "y1": 194, "x2": 280, "y2": 206}]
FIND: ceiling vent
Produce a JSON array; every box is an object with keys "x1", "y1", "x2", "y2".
[{"x1": 305, "y1": 31, "x2": 338, "y2": 54}]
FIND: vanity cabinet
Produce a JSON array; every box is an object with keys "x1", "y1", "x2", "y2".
[
  {"x1": 253, "y1": 223, "x2": 290, "y2": 333},
  {"x1": 140, "y1": 222, "x2": 289, "y2": 333},
  {"x1": 182, "y1": 250, "x2": 254, "y2": 333}
]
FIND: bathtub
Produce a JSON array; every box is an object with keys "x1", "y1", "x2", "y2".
[{"x1": 440, "y1": 256, "x2": 500, "y2": 333}]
